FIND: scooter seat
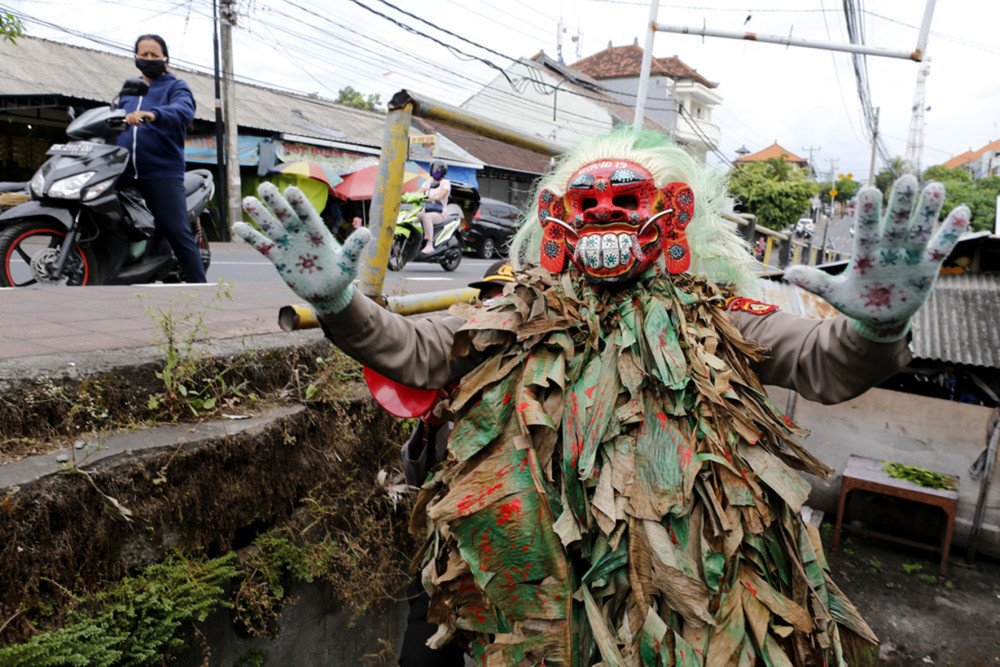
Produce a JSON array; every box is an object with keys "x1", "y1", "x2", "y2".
[{"x1": 184, "y1": 170, "x2": 212, "y2": 197}]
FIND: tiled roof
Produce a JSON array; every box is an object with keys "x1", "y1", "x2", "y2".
[
  {"x1": 413, "y1": 119, "x2": 551, "y2": 175},
  {"x1": 943, "y1": 151, "x2": 978, "y2": 169},
  {"x1": 734, "y1": 143, "x2": 807, "y2": 164},
  {"x1": 571, "y1": 44, "x2": 717, "y2": 89},
  {"x1": 942, "y1": 139, "x2": 1000, "y2": 168}
]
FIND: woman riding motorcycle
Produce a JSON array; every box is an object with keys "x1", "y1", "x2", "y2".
[{"x1": 417, "y1": 161, "x2": 450, "y2": 254}]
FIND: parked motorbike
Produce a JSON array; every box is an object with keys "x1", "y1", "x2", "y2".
[
  {"x1": 0, "y1": 78, "x2": 214, "y2": 287},
  {"x1": 386, "y1": 190, "x2": 462, "y2": 272}
]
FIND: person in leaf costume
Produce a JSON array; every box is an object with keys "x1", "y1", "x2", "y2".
[{"x1": 235, "y1": 128, "x2": 969, "y2": 666}]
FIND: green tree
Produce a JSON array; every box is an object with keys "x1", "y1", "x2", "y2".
[
  {"x1": 938, "y1": 176, "x2": 1000, "y2": 233},
  {"x1": 1, "y1": 12, "x2": 24, "y2": 43},
  {"x1": 868, "y1": 157, "x2": 914, "y2": 203},
  {"x1": 816, "y1": 176, "x2": 860, "y2": 206},
  {"x1": 336, "y1": 86, "x2": 383, "y2": 112},
  {"x1": 728, "y1": 158, "x2": 819, "y2": 231},
  {"x1": 874, "y1": 168, "x2": 896, "y2": 200},
  {"x1": 922, "y1": 164, "x2": 972, "y2": 184},
  {"x1": 833, "y1": 176, "x2": 859, "y2": 203}
]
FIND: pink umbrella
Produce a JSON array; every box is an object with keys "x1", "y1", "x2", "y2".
[{"x1": 333, "y1": 161, "x2": 431, "y2": 201}]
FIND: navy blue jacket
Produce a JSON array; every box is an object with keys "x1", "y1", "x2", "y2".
[{"x1": 115, "y1": 73, "x2": 195, "y2": 180}]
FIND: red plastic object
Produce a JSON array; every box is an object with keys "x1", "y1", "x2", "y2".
[{"x1": 363, "y1": 366, "x2": 438, "y2": 418}]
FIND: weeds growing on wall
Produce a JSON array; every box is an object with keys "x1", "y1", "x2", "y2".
[
  {"x1": 141, "y1": 281, "x2": 257, "y2": 419},
  {"x1": 0, "y1": 278, "x2": 418, "y2": 658},
  {"x1": 0, "y1": 552, "x2": 238, "y2": 666}
]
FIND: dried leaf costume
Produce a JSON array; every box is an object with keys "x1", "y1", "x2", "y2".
[
  {"x1": 416, "y1": 266, "x2": 878, "y2": 666},
  {"x1": 412, "y1": 136, "x2": 879, "y2": 665},
  {"x1": 237, "y1": 128, "x2": 969, "y2": 667}
]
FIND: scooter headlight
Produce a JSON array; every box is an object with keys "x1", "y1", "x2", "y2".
[
  {"x1": 48, "y1": 171, "x2": 96, "y2": 199},
  {"x1": 82, "y1": 178, "x2": 115, "y2": 202},
  {"x1": 29, "y1": 169, "x2": 46, "y2": 197}
]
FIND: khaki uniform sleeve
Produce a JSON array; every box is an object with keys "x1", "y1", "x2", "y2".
[
  {"x1": 318, "y1": 290, "x2": 477, "y2": 389},
  {"x1": 732, "y1": 310, "x2": 912, "y2": 405}
]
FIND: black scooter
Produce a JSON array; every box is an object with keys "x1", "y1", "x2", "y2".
[{"x1": 0, "y1": 78, "x2": 214, "y2": 287}]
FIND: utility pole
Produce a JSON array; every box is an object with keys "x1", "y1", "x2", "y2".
[
  {"x1": 556, "y1": 16, "x2": 565, "y2": 64},
  {"x1": 868, "y1": 107, "x2": 880, "y2": 185},
  {"x1": 821, "y1": 159, "x2": 838, "y2": 257},
  {"x1": 905, "y1": 60, "x2": 930, "y2": 177},
  {"x1": 801, "y1": 145, "x2": 821, "y2": 179},
  {"x1": 211, "y1": 0, "x2": 228, "y2": 238},
  {"x1": 220, "y1": 0, "x2": 242, "y2": 232},
  {"x1": 633, "y1": 0, "x2": 661, "y2": 129}
]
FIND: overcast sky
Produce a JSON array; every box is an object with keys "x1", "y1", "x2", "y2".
[{"x1": 7, "y1": 0, "x2": 999, "y2": 180}]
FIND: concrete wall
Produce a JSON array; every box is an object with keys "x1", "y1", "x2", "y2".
[
  {"x1": 766, "y1": 385, "x2": 999, "y2": 557},
  {"x1": 172, "y1": 582, "x2": 408, "y2": 667}
]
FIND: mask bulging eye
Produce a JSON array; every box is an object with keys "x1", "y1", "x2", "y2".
[
  {"x1": 612, "y1": 195, "x2": 638, "y2": 210},
  {"x1": 581, "y1": 197, "x2": 598, "y2": 211}
]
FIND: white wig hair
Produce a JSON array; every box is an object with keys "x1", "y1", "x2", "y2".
[{"x1": 509, "y1": 128, "x2": 760, "y2": 295}]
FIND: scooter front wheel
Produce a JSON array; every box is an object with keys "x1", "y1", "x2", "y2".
[
  {"x1": 387, "y1": 235, "x2": 407, "y2": 272},
  {"x1": 440, "y1": 247, "x2": 462, "y2": 272},
  {"x1": 0, "y1": 219, "x2": 98, "y2": 287}
]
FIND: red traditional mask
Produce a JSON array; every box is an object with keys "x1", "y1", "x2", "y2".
[{"x1": 537, "y1": 160, "x2": 694, "y2": 285}]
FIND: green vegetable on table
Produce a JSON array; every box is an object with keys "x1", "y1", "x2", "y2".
[{"x1": 881, "y1": 461, "x2": 956, "y2": 490}]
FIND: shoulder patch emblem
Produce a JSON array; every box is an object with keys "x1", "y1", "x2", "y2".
[{"x1": 724, "y1": 296, "x2": 779, "y2": 316}]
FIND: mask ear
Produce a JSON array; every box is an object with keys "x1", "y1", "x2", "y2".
[
  {"x1": 538, "y1": 189, "x2": 568, "y2": 273},
  {"x1": 661, "y1": 182, "x2": 694, "y2": 274}
]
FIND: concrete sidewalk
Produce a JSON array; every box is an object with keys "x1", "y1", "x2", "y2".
[{"x1": 0, "y1": 280, "x2": 323, "y2": 379}]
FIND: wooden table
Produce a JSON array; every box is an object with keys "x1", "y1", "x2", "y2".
[{"x1": 833, "y1": 454, "x2": 959, "y2": 576}]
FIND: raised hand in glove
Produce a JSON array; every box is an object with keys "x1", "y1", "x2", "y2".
[
  {"x1": 234, "y1": 183, "x2": 370, "y2": 316},
  {"x1": 784, "y1": 175, "x2": 970, "y2": 342}
]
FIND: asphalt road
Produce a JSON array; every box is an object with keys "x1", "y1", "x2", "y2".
[
  {"x1": 814, "y1": 213, "x2": 855, "y2": 252},
  {"x1": 206, "y1": 241, "x2": 500, "y2": 294}
]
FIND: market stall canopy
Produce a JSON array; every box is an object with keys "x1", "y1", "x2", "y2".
[
  {"x1": 333, "y1": 161, "x2": 431, "y2": 201},
  {"x1": 268, "y1": 161, "x2": 344, "y2": 213}
]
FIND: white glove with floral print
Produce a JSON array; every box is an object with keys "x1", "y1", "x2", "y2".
[
  {"x1": 784, "y1": 175, "x2": 970, "y2": 342},
  {"x1": 234, "y1": 183, "x2": 370, "y2": 316}
]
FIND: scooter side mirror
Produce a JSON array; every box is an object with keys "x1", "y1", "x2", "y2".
[{"x1": 118, "y1": 77, "x2": 149, "y2": 99}]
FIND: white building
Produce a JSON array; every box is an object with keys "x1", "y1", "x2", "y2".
[
  {"x1": 571, "y1": 42, "x2": 722, "y2": 162},
  {"x1": 460, "y1": 52, "x2": 670, "y2": 150},
  {"x1": 942, "y1": 139, "x2": 1000, "y2": 179}
]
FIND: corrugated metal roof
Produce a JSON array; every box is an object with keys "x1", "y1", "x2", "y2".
[
  {"x1": 912, "y1": 273, "x2": 1000, "y2": 368},
  {"x1": 0, "y1": 36, "x2": 482, "y2": 168},
  {"x1": 759, "y1": 273, "x2": 1000, "y2": 369},
  {"x1": 0, "y1": 36, "x2": 382, "y2": 142}
]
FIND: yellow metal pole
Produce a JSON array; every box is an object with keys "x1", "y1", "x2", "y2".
[
  {"x1": 389, "y1": 90, "x2": 566, "y2": 156},
  {"x1": 386, "y1": 288, "x2": 481, "y2": 315},
  {"x1": 276, "y1": 289, "x2": 484, "y2": 331},
  {"x1": 277, "y1": 304, "x2": 319, "y2": 332},
  {"x1": 358, "y1": 100, "x2": 413, "y2": 299}
]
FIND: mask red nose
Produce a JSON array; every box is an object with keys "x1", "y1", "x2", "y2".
[{"x1": 580, "y1": 204, "x2": 633, "y2": 225}]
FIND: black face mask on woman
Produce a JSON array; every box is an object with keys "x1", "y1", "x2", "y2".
[{"x1": 134, "y1": 57, "x2": 167, "y2": 79}]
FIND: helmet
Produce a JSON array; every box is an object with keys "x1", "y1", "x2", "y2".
[{"x1": 429, "y1": 161, "x2": 448, "y2": 180}]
